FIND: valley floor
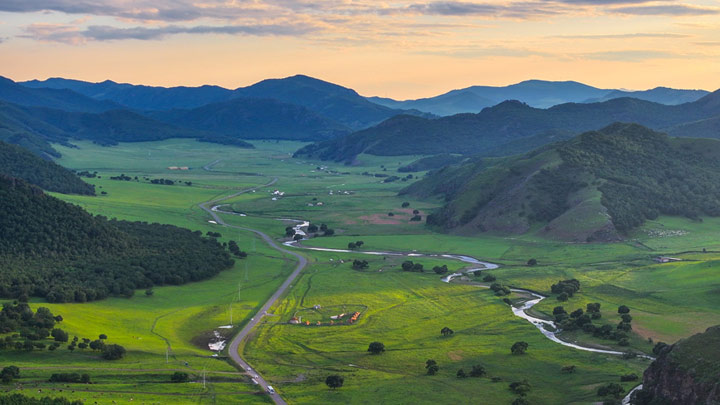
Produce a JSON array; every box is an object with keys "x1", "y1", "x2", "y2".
[{"x1": 3, "y1": 139, "x2": 720, "y2": 404}]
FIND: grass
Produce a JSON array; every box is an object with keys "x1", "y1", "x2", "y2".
[{"x1": 2, "y1": 138, "x2": 719, "y2": 404}]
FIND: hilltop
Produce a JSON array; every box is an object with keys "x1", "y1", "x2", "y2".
[
  {"x1": 0, "y1": 141, "x2": 94, "y2": 195},
  {"x1": 402, "y1": 123, "x2": 720, "y2": 241},
  {"x1": 296, "y1": 90, "x2": 720, "y2": 163}
]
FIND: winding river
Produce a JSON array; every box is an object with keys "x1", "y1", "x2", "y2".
[{"x1": 252, "y1": 217, "x2": 645, "y2": 358}]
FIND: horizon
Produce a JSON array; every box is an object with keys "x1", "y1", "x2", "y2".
[
  {"x1": 7, "y1": 73, "x2": 714, "y2": 101},
  {"x1": 0, "y1": 1, "x2": 719, "y2": 99}
]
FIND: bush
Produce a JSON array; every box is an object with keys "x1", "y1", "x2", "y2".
[
  {"x1": 511, "y1": 341, "x2": 528, "y2": 355},
  {"x1": 620, "y1": 373, "x2": 638, "y2": 382},
  {"x1": 368, "y1": 342, "x2": 385, "y2": 354},
  {"x1": 49, "y1": 373, "x2": 90, "y2": 383},
  {"x1": 509, "y1": 380, "x2": 531, "y2": 396},
  {"x1": 101, "y1": 344, "x2": 126, "y2": 360},
  {"x1": 597, "y1": 383, "x2": 625, "y2": 398},
  {"x1": 171, "y1": 372, "x2": 190, "y2": 383}
]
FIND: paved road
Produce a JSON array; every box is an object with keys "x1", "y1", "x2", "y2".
[{"x1": 199, "y1": 177, "x2": 303, "y2": 405}]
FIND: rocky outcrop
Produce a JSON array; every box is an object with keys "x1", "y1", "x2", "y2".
[{"x1": 638, "y1": 325, "x2": 720, "y2": 404}]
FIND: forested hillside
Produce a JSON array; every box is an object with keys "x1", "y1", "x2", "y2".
[
  {"x1": 0, "y1": 141, "x2": 94, "y2": 195},
  {"x1": 0, "y1": 175, "x2": 234, "y2": 302},
  {"x1": 149, "y1": 97, "x2": 350, "y2": 141},
  {"x1": 403, "y1": 123, "x2": 720, "y2": 241},
  {"x1": 295, "y1": 90, "x2": 720, "y2": 162}
]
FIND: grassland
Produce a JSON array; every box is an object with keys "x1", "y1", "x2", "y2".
[{"x1": 2, "y1": 139, "x2": 720, "y2": 404}]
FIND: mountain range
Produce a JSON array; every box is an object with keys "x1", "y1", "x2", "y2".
[
  {"x1": 296, "y1": 89, "x2": 720, "y2": 163},
  {"x1": 369, "y1": 80, "x2": 709, "y2": 116},
  {"x1": 402, "y1": 123, "x2": 720, "y2": 241}
]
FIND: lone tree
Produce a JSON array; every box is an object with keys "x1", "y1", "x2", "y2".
[
  {"x1": 511, "y1": 341, "x2": 529, "y2": 355},
  {"x1": 325, "y1": 375, "x2": 344, "y2": 390},
  {"x1": 368, "y1": 341, "x2": 385, "y2": 355},
  {"x1": 441, "y1": 327, "x2": 454, "y2": 337},
  {"x1": 456, "y1": 369, "x2": 467, "y2": 378},
  {"x1": 469, "y1": 365, "x2": 486, "y2": 377},
  {"x1": 618, "y1": 305, "x2": 630, "y2": 314},
  {"x1": 527, "y1": 258, "x2": 537, "y2": 266},
  {"x1": 425, "y1": 359, "x2": 439, "y2": 375},
  {"x1": 0, "y1": 366, "x2": 19, "y2": 383}
]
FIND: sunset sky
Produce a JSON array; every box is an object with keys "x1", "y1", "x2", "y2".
[{"x1": 0, "y1": 0, "x2": 718, "y2": 99}]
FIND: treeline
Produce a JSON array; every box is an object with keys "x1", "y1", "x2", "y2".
[
  {"x1": 0, "y1": 175, "x2": 234, "y2": 302},
  {"x1": 0, "y1": 393, "x2": 82, "y2": 405},
  {"x1": 0, "y1": 141, "x2": 94, "y2": 195}
]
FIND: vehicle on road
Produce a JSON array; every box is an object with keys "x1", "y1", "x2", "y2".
[
  {"x1": 267, "y1": 386, "x2": 275, "y2": 394},
  {"x1": 251, "y1": 378, "x2": 258, "y2": 385}
]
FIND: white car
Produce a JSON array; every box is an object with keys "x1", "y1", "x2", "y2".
[
  {"x1": 251, "y1": 378, "x2": 259, "y2": 385},
  {"x1": 267, "y1": 386, "x2": 275, "y2": 394}
]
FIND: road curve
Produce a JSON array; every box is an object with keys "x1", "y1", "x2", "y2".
[{"x1": 199, "y1": 177, "x2": 303, "y2": 405}]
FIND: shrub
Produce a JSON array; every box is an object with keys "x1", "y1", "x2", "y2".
[{"x1": 171, "y1": 372, "x2": 190, "y2": 383}]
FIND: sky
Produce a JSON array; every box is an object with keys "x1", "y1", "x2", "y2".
[{"x1": 0, "y1": 0, "x2": 718, "y2": 99}]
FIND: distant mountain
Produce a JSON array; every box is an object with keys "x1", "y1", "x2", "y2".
[
  {"x1": 22, "y1": 75, "x2": 425, "y2": 130},
  {"x1": 368, "y1": 80, "x2": 708, "y2": 116},
  {"x1": 23, "y1": 77, "x2": 233, "y2": 111},
  {"x1": 0, "y1": 140, "x2": 94, "y2": 195},
  {"x1": 296, "y1": 90, "x2": 720, "y2": 162},
  {"x1": 148, "y1": 97, "x2": 350, "y2": 141},
  {"x1": 0, "y1": 76, "x2": 120, "y2": 112},
  {"x1": 0, "y1": 100, "x2": 251, "y2": 157},
  {"x1": 402, "y1": 123, "x2": 720, "y2": 241},
  {"x1": 584, "y1": 87, "x2": 709, "y2": 105}
]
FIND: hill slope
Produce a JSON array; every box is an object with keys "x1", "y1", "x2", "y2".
[
  {"x1": 0, "y1": 141, "x2": 94, "y2": 194},
  {"x1": 297, "y1": 90, "x2": 720, "y2": 162},
  {"x1": 149, "y1": 97, "x2": 350, "y2": 141},
  {"x1": 402, "y1": 123, "x2": 720, "y2": 241},
  {"x1": 638, "y1": 325, "x2": 720, "y2": 404},
  {"x1": 0, "y1": 174, "x2": 234, "y2": 302}
]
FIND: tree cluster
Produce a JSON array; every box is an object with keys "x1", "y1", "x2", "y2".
[
  {"x1": 551, "y1": 279, "x2": 580, "y2": 301},
  {"x1": 401, "y1": 261, "x2": 424, "y2": 272}
]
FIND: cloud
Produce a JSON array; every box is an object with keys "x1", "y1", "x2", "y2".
[
  {"x1": 22, "y1": 21, "x2": 319, "y2": 44},
  {"x1": 386, "y1": 1, "x2": 566, "y2": 19},
  {"x1": 612, "y1": 4, "x2": 720, "y2": 15},
  {"x1": 552, "y1": 32, "x2": 689, "y2": 39},
  {"x1": 582, "y1": 50, "x2": 687, "y2": 61}
]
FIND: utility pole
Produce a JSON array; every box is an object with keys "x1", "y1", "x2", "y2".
[
  {"x1": 165, "y1": 347, "x2": 169, "y2": 364},
  {"x1": 202, "y1": 368, "x2": 206, "y2": 389},
  {"x1": 229, "y1": 305, "x2": 233, "y2": 325}
]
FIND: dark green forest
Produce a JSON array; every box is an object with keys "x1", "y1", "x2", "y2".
[
  {"x1": 0, "y1": 175, "x2": 234, "y2": 302},
  {"x1": 0, "y1": 141, "x2": 94, "y2": 195}
]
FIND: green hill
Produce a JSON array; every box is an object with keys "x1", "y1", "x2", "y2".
[
  {"x1": 403, "y1": 123, "x2": 720, "y2": 241},
  {"x1": 0, "y1": 175, "x2": 234, "y2": 302},
  {"x1": 295, "y1": 90, "x2": 720, "y2": 163},
  {"x1": 0, "y1": 141, "x2": 94, "y2": 195}
]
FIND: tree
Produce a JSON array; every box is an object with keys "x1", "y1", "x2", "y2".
[
  {"x1": 618, "y1": 305, "x2": 630, "y2": 314},
  {"x1": 293, "y1": 234, "x2": 304, "y2": 241},
  {"x1": 586, "y1": 303, "x2": 601, "y2": 313},
  {"x1": 355, "y1": 241, "x2": 364, "y2": 247},
  {"x1": 307, "y1": 224, "x2": 318, "y2": 233},
  {"x1": 561, "y1": 365, "x2": 576, "y2": 374},
  {"x1": 511, "y1": 341, "x2": 529, "y2": 355},
  {"x1": 433, "y1": 265, "x2": 448, "y2": 275},
  {"x1": 101, "y1": 344, "x2": 126, "y2": 360},
  {"x1": 456, "y1": 369, "x2": 467, "y2": 378},
  {"x1": 597, "y1": 383, "x2": 625, "y2": 398},
  {"x1": 99, "y1": 334, "x2": 108, "y2": 340},
  {"x1": 527, "y1": 258, "x2": 537, "y2": 266},
  {"x1": 89, "y1": 339, "x2": 105, "y2": 351},
  {"x1": 512, "y1": 398, "x2": 530, "y2": 405},
  {"x1": 469, "y1": 365, "x2": 486, "y2": 377},
  {"x1": 509, "y1": 380, "x2": 531, "y2": 396},
  {"x1": 402, "y1": 202, "x2": 410, "y2": 208},
  {"x1": 145, "y1": 288, "x2": 154, "y2": 297},
  {"x1": 323, "y1": 229, "x2": 335, "y2": 236},
  {"x1": 51, "y1": 328, "x2": 69, "y2": 342},
  {"x1": 77, "y1": 342, "x2": 88, "y2": 350},
  {"x1": 441, "y1": 327, "x2": 454, "y2": 337},
  {"x1": 348, "y1": 242, "x2": 357, "y2": 250},
  {"x1": 352, "y1": 259, "x2": 369, "y2": 270},
  {"x1": 368, "y1": 341, "x2": 385, "y2": 354},
  {"x1": 325, "y1": 375, "x2": 344, "y2": 390},
  {"x1": 171, "y1": 372, "x2": 190, "y2": 383},
  {"x1": 483, "y1": 274, "x2": 497, "y2": 282},
  {"x1": 0, "y1": 366, "x2": 19, "y2": 383},
  {"x1": 285, "y1": 226, "x2": 296, "y2": 237},
  {"x1": 425, "y1": 359, "x2": 439, "y2": 375}
]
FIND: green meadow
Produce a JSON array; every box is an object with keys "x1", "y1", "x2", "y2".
[{"x1": 3, "y1": 139, "x2": 720, "y2": 404}]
